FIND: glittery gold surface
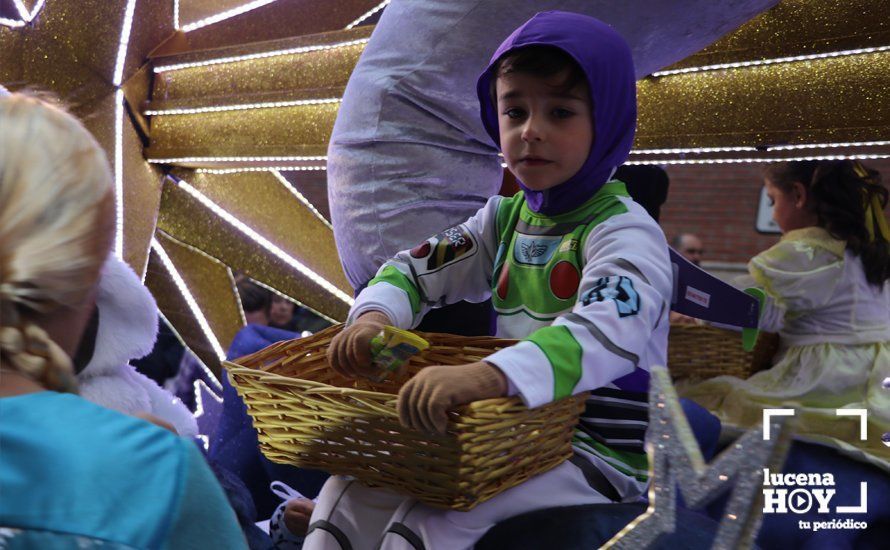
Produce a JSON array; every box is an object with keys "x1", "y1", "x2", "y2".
[
  {"x1": 144, "y1": 249, "x2": 222, "y2": 376},
  {"x1": 280, "y1": 170, "x2": 331, "y2": 223},
  {"x1": 180, "y1": 170, "x2": 348, "y2": 290},
  {"x1": 180, "y1": 0, "x2": 380, "y2": 51},
  {"x1": 156, "y1": 230, "x2": 244, "y2": 352},
  {"x1": 671, "y1": 0, "x2": 890, "y2": 70},
  {"x1": 1, "y1": 0, "x2": 175, "y2": 278},
  {"x1": 637, "y1": 51, "x2": 890, "y2": 149},
  {"x1": 154, "y1": 43, "x2": 364, "y2": 100},
  {"x1": 157, "y1": 177, "x2": 350, "y2": 321},
  {"x1": 0, "y1": 28, "x2": 25, "y2": 83},
  {"x1": 148, "y1": 102, "x2": 339, "y2": 158},
  {"x1": 122, "y1": 118, "x2": 165, "y2": 277},
  {"x1": 178, "y1": 0, "x2": 262, "y2": 28}
]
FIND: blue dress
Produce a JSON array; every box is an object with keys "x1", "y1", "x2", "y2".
[{"x1": 0, "y1": 391, "x2": 247, "y2": 549}]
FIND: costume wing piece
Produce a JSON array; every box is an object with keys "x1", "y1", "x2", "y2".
[{"x1": 668, "y1": 247, "x2": 760, "y2": 331}]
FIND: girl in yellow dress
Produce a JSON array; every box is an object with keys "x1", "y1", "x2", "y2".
[{"x1": 681, "y1": 160, "x2": 890, "y2": 469}]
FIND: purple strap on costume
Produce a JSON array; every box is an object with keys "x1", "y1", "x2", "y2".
[
  {"x1": 669, "y1": 248, "x2": 760, "y2": 328},
  {"x1": 476, "y1": 11, "x2": 637, "y2": 215}
]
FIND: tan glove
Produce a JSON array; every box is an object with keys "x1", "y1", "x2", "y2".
[
  {"x1": 397, "y1": 361, "x2": 507, "y2": 434},
  {"x1": 326, "y1": 310, "x2": 392, "y2": 379}
]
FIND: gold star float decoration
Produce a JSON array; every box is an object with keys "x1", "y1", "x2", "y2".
[{"x1": 0, "y1": 0, "x2": 379, "y2": 373}]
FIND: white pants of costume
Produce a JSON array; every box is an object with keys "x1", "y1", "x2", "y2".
[{"x1": 303, "y1": 460, "x2": 612, "y2": 550}]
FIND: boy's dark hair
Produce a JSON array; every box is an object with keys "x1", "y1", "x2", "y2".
[
  {"x1": 764, "y1": 160, "x2": 890, "y2": 285},
  {"x1": 488, "y1": 45, "x2": 587, "y2": 106},
  {"x1": 236, "y1": 279, "x2": 272, "y2": 314}
]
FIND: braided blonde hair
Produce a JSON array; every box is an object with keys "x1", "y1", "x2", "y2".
[{"x1": 0, "y1": 93, "x2": 114, "y2": 392}]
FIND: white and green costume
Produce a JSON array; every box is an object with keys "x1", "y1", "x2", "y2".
[{"x1": 351, "y1": 181, "x2": 673, "y2": 497}]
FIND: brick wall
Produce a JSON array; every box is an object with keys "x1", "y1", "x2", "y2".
[{"x1": 660, "y1": 159, "x2": 890, "y2": 266}]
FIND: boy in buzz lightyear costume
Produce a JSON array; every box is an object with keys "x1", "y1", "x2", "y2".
[{"x1": 306, "y1": 12, "x2": 673, "y2": 550}]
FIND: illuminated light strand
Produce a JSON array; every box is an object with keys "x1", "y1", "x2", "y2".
[
  {"x1": 156, "y1": 311, "x2": 223, "y2": 390},
  {"x1": 12, "y1": 0, "x2": 45, "y2": 22},
  {"x1": 632, "y1": 146, "x2": 757, "y2": 155},
  {"x1": 11, "y1": 0, "x2": 29, "y2": 19},
  {"x1": 652, "y1": 45, "x2": 890, "y2": 77},
  {"x1": 149, "y1": 155, "x2": 327, "y2": 164},
  {"x1": 113, "y1": 89, "x2": 125, "y2": 259},
  {"x1": 345, "y1": 0, "x2": 390, "y2": 29},
  {"x1": 0, "y1": 17, "x2": 25, "y2": 27},
  {"x1": 769, "y1": 140, "x2": 890, "y2": 151},
  {"x1": 154, "y1": 37, "x2": 370, "y2": 73},
  {"x1": 173, "y1": 0, "x2": 180, "y2": 29},
  {"x1": 174, "y1": 178, "x2": 354, "y2": 305},
  {"x1": 112, "y1": 0, "x2": 137, "y2": 86},
  {"x1": 193, "y1": 379, "x2": 223, "y2": 418},
  {"x1": 249, "y1": 278, "x2": 338, "y2": 325},
  {"x1": 624, "y1": 154, "x2": 890, "y2": 166},
  {"x1": 144, "y1": 97, "x2": 340, "y2": 116},
  {"x1": 271, "y1": 169, "x2": 332, "y2": 229},
  {"x1": 196, "y1": 166, "x2": 326, "y2": 174},
  {"x1": 631, "y1": 141, "x2": 890, "y2": 156},
  {"x1": 181, "y1": 0, "x2": 279, "y2": 32},
  {"x1": 151, "y1": 237, "x2": 228, "y2": 361}
]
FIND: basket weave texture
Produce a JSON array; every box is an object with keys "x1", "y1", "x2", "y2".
[
  {"x1": 668, "y1": 324, "x2": 780, "y2": 381},
  {"x1": 226, "y1": 325, "x2": 587, "y2": 511}
]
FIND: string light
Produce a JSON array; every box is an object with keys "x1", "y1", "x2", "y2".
[
  {"x1": 10, "y1": 0, "x2": 29, "y2": 19},
  {"x1": 193, "y1": 379, "x2": 223, "y2": 418},
  {"x1": 149, "y1": 155, "x2": 327, "y2": 164},
  {"x1": 652, "y1": 45, "x2": 890, "y2": 77},
  {"x1": 271, "y1": 169, "x2": 332, "y2": 229},
  {"x1": 180, "y1": 0, "x2": 279, "y2": 32},
  {"x1": 151, "y1": 237, "x2": 228, "y2": 361},
  {"x1": 768, "y1": 140, "x2": 890, "y2": 151},
  {"x1": 113, "y1": 89, "x2": 125, "y2": 259},
  {"x1": 624, "y1": 154, "x2": 890, "y2": 166},
  {"x1": 11, "y1": 0, "x2": 44, "y2": 22},
  {"x1": 157, "y1": 310, "x2": 222, "y2": 390},
  {"x1": 195, "y1": 166, "x2": 327, "y2": 174},
  {"x1": 112, "y1": 0, "x2": 137, "y2": 86},
  {"x1": 153, "y1": 37, "x2": 370, "y2": 73},
  {"x1": 144, "y1": 97, "x2": 340, "y2": 115},
  {"x1": 630, "y1": 141, "x2": 890, "y2": 156},
  {"x1": 345, "y1": 0, "x2": 390, "y2": 29},
  {"x1": 173, "y1": 0, "x2": 180, "y2": 29},
  {"x1": 173, "y1": 178, "x2": 354, "y2": 306},
  {"x1": 0, "y1": 17, "x2": 25, "y2": 27},
  {"x1": 631, "y1": 146, "x2": 757, "y2": 155}
]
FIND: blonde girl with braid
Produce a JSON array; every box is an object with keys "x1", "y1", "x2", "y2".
[{"x1": 0, "y1": 93, "x2": 247, "y2": 549}]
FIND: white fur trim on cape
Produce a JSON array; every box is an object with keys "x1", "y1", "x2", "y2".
[{"x1": 77, "y1": 256, "x2": 198, "y2": 437}]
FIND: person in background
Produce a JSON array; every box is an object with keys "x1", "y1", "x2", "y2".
[
  {"x1": 238, "y1": 279, "x2": 272, "y2": 326},
  {"x1": 670, "y1": 232, "x2": 705, "y2": 324},
  {"x1": 269, "y1": 294, "x2": 299, "y2": 332},
  {"x1": 672, "y1": 232, "x2": 704, "y2": 267},
  {"x1": 0, "y1": 92, "x2": 246, "y2": 549}
]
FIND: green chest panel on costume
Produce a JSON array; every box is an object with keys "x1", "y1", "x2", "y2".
[{"x1": 491, "y1": 182, "x2": 630, "y2": 320}]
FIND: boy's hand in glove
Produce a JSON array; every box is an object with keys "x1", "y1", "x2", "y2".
[
  {"x1": 327, "y1": 310, "x2": 391, "y2": 379},
  {"x1": 397, "y1": 361, "x2": 507, "y2": 434}
]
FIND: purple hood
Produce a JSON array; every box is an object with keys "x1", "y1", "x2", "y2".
[{"x1": 477, "y1": 11, "x2": 637, "y2": 215}]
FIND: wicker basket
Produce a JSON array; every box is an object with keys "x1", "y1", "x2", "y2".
[
  {"x1": 667, "y1": 323, "x2": 780, "y2": 381},
  {"x1": 226, "y1": 325, "x2": 587, "y2": 511}
]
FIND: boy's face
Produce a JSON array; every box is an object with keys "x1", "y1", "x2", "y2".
[{"x1": 496, "y1": 69, "x2": 593, "y2": 191}]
